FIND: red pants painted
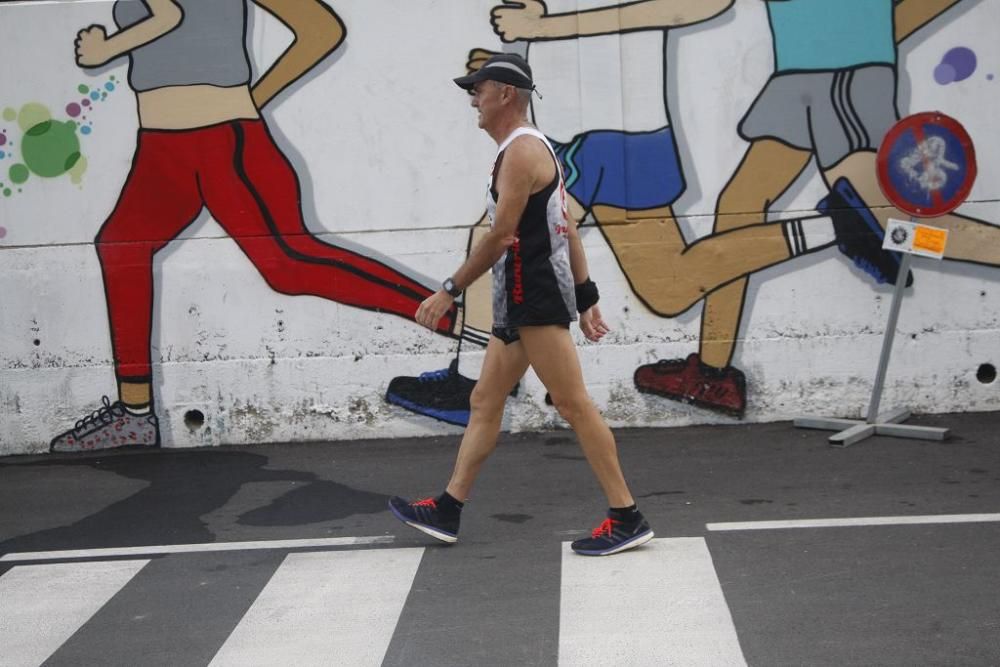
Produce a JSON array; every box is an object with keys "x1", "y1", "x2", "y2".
[{"x1": 96, "y1": 119, "x2": 456, "y2": 381}]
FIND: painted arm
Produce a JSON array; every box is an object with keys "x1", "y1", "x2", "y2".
[
  {"x1": 250, "y1": 0, "x2": 346, "y2": 110},
  {"x1": 75, "y1": 0, "x2": 182, "y2": 68},
  {"x1": 492, "y1": 0, "x2": 733, "y2": 42},
  {"x1": 894, "y1": 0, "x2": 963, "y2": 43}
]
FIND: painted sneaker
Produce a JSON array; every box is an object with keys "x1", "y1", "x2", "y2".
[
  {"x1": 571, "y1": 512, "x2": 654, "y2": 556},
  {"x1": 819, "y1": 177, "x2": 913, "y2": 287},
  {"x1": 385, "y1": 359, "x2": 476, "y2": 426},
  {"x1": 388, "y1": 496, "x2": 460, "y2": 544},
  {"x1": 50, "y1": 396, "x2": 160, "y2": 453},
  {"x1": 634, "y1": 353, "x2": 746, "y2": 417}
]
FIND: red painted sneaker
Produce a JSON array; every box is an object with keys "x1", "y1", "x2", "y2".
[{"x1": 633, "y1": 353, "x2": 747, "y2": 417}]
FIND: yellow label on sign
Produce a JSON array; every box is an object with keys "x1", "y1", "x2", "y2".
[{"x1": 913, "y1": 226, "x2": 948, "y2": 255}]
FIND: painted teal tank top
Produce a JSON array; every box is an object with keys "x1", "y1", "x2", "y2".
[{"x1": 766, "y1": 0, "x2": 895, "y2": 72}]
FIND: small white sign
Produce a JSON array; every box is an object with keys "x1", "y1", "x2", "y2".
[{"x1": 882, "y1": 218, "x2": 948, "y2": 259}]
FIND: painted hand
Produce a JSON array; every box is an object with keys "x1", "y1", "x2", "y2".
[
  {"x1": 579, "y1": 305, "x2": 610, "y2": 342},
  {"x1": 491, "y1": 0, "x2": 548, "y2": 42},
  {"x1": 75, "y1": 25, "x2": 112, "y2": 67},
  {"x1": 466, "y1": 48, "x2": 500, "y2": 75},
  {"x1": 416, "y1": 291, "x2": 456, "y2": 331}
]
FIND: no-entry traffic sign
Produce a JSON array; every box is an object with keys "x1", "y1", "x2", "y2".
[{"x1": 877, "y1": 112, "x2": 976, "y2": 218}]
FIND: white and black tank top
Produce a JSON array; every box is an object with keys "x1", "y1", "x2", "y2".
[{"x1": 487, "y1": 127, "x2": 577, "y2": 328}]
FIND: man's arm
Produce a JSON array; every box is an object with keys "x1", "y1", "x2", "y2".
[
  {"x1": 250, "y1": 0, "x2": 346, "y2": 109},
  {"x1": 75, "y1": 0, "x2": 182, "y2": 67},
  {"x1": 415, "y1": 137, "x2": 544, "y2": 330},
  {"x1": 492, "y1": 0, "x2": 733, "y2": 43},
  {"x1": 894, "y1": 0, "x2": 963, "y2": 44}
]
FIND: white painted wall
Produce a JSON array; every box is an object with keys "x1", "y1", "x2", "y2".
[{"x1": 1, "y1": 0, "x2": 997, "y2": 455}]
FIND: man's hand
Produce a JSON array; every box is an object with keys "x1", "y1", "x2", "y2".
[
  {"x1": 579, "y1": 304, "x2": 610, "y2": 342},
  {"x1": 75, "y1": 25, "x2": 113, "y2": 67},
  {"x1": 491, "y1": 0, "x2": 548, "y2": 42},
  {"x1": 416, "y1": 291, "x2": 456, "y2": 331}
]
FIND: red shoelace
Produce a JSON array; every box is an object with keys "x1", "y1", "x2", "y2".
[
  {"x1": 412, "y1": 497, "x2": 437, "y2": 508},
  {"x1": 591, "y1": 518, "x2": 618, "y2": 538}
]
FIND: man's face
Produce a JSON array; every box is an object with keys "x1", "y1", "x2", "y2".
[{"x1": 469, "y1": 80, "x2": 507, "y2": 129}]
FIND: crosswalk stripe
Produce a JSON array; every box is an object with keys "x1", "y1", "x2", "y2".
[
  {"x1": 707, "y1": 513, "x2": 1000, "y2": 531},
  {"x1": 558, "y1": 537, "x2": 746, "y2": 666},
  {"x1": 208, "y1": 547, "x2": 425, "y2": 667},
  {"x1": 0, "y1": 535, "x2": 395, "y2": 562},
  {"x1": 0, "y1": 560, "x2": 149, "y2": 667}
]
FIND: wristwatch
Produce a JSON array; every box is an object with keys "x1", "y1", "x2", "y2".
[{"x1": 442, "y1": 277, "x2": 462, "y2": 298}]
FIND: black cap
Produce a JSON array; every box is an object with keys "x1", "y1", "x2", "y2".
[{"x1": 454, "y1": 53, "x2": 534, "y2": 91}]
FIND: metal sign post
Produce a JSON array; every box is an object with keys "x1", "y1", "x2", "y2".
[{"x1": 795, "y1": 112, "x2": 976, "y2": 447}]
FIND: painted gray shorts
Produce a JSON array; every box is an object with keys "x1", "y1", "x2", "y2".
[{"x1": 739, "y1": 64, "x2": 898, "y2": 170}]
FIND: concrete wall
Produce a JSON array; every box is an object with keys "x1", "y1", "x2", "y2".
[{"x1": 2, "y1": 0, "x2": 998, "y2": 455}]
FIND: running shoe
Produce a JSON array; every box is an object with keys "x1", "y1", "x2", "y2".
[
  {"x1": 388, "y1": 495, "x2": 460, "y2": 544},
  {"x1": 820, "y1": 177, "x2": 913, "y2": 287},
  {"x1": 571, "y1": 512, "x2": 654, "y2": 556}
]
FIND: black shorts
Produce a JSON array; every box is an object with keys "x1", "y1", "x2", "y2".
[{"x1": 491, "y1": 322, "x2": 570, "y2": 346}]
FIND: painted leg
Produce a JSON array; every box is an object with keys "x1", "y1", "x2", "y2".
[
  {"x1": 635, "y1": 140, "x2": 813, "y2": 417},
  {"x1": 596, "y1": 203, "x2": 805, "y2": 317},
  {"x1": 824, "y1": 151, "x2": 1000, "y2": 268}
]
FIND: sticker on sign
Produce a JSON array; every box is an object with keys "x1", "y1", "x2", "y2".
[{"x1": 882, "y1": 218, "x2": 948, "y2": 259}]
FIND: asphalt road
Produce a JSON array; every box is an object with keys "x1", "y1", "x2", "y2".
[{"x1": 2, "y1": 411, "x2": 998, "y2": 666}]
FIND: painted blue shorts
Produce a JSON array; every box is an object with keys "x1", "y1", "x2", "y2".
[{"x1": 553, "y1": 126, "x2": 685, "y2": 212}]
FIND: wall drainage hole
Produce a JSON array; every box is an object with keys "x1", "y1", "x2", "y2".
[
  {"x1": 184, "y1": 409, "x2": 206, "y2": 429},
  {"x1": 977, "y1": 363, "x2": 997, "y2": 385}
]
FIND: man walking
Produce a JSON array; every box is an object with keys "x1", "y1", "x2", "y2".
[{"x1": 388, "y1": 54, "x2": 652, "y2": 556}]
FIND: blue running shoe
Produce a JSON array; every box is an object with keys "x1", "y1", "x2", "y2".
[
  {"x1": 571, "y1": 513, "x2": 654, "y2": 556},
  {"x1": 386, "y1": 360, "x2": 475, "y2": 426},
  {"x1": 819, "y1": 177, "x2": 913, "y2": 287},
  {"x1": 388, "y1": 496, "x2": 460, "y2": 544}
]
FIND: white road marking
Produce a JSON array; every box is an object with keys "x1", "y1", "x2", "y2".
[
  {"x1": 559, "y1": 537, "x2": 746, "y2": 666},
  {"x1": 0, "y1": 535, "x2": 395, "y2": 562},
  {"x1": 0, "y1": 560, "x2": 149, "y2": 666},
  {"x1": 707, "y1": 513, "x2": 1000, "y2": 532},
  {"x1": 209, "y1": 547, "x2": 424, "y2": 667}
]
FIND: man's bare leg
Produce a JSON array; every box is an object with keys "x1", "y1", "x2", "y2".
[
  {"x1": 518, "y1": 325, "x2": 633, "y2": 507},
  {"x1": 445, "y1": 336, "x2": 530, "y2": 501}
]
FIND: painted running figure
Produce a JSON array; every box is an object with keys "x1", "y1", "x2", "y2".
[
  {"x1": 389, "y1": 54, "x2": 653, "y2": 556},
  {"x1": 50, "y1": 0, "x2": 460, "y2": 452}
]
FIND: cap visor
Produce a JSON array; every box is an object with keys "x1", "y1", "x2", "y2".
[{"x1": 453, "y1": 71, "x2": 484, "y2": 90}]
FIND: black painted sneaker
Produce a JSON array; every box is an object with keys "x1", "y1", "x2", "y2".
[
  {"x1": 819, "y1": 177, "x2": 913, "y2": 287},
  {"x1": 571, "y1": 513, "x2": 654, "y2": 556},
  {"x1": 388, "y1": 496, "x2": 460, "y2": 544},
  {"x1": 385, "y1": 359, "x2": 476, "y2": 426}
]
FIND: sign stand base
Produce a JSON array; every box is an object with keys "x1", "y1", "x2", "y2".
[
  {"x1": 794, "y1": 409, "x2": 948, "y2": 448},
  {"x1": 793, "y1": 252, "x2": 949, "y2": 447}
]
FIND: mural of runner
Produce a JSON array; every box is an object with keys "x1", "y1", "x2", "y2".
[
  {"x1": 49, "y1": 0, "x2": 462, "y2": 452},
  {"x1": 387, "y1": 0, "x2": 999, "y2": 424},
  {"x1": 674, "y1": 0, "x2": 1000, "y2": 416}
]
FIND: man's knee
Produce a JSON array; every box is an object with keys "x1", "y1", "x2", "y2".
[
  {"x1": 470, "y1": 383, "x2": 507, "y2": 417},
  {"x1": 549, "y1": 392, "x2": 593, "y2": 425}
]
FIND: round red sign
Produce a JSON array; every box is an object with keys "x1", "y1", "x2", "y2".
[{"x1": 876, "y1": 112, "x2": 977, "y2": 218}]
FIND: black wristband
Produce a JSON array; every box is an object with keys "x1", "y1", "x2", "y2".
[{"x1": 575, "y1": 278, "x2": 599, "y2": 313}]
